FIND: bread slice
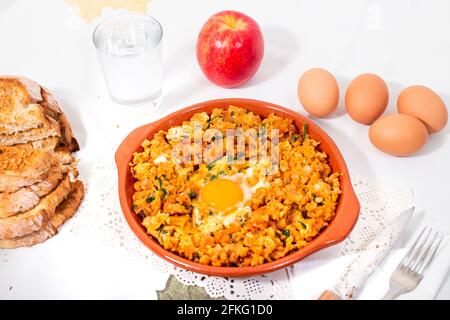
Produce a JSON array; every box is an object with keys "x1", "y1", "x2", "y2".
[
  {"x1": 0, "y1": 188, "x2": 39, "y2": 219},
  {"x1": 0, "y1": 139, "x2": 76, "y2": 195},
  {"x1": 0, "y1": 137, "x2": 58, "y2": 154},
  {"x1": 0, "y1": 146, "x2": 54, "y2": 193},
  {"x1": 28, "y1": 165, "x2": 63, "y2": 197},
  {"x1": 0, "y1": 114, "x2": 60, "y2": 146},
  {"x1": 0, "y1": 175, "x2": 71, "y2": 239},
  {"x1": 0, "y1": 76, "x2": 78, "y2": 151},
  {"x1": 0, "y1": 165, "x2": 63, "y2": 218},
  {"x1": 29, "y1": 136, "x2": 60, "y2": 152},
  {"x1": 0, "y1": 77, "x2": 44, "y2": 135},
  {"x1": 1, "y1": 136, "x2": 74, "y2": 165},
  {"x1": 0, "y1": 181, "x2": 84, "y2": 249}
]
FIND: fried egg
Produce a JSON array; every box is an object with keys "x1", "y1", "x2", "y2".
[
  {"x1": 193, "y1": 169, "x2": 269, "y2": 234},
  {"x1": 200, "y1": 178, "x2": 244, "y2": 211}
]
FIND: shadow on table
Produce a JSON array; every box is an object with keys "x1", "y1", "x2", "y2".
[
  {"x1": 51, "y1": 88, "x2": 87, "y2": 149},
  {"x1": 243, "y1": 26, "x2": 299, "y2": 88}
]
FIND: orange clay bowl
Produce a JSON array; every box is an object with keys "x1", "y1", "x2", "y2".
[{"x1": 116, "y1": 98, "x2": 360, "y2": 277}]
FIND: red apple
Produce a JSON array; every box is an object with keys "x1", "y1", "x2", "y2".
[{"x1": 196, "y1": 10, "x2": 264, "y2": 88}]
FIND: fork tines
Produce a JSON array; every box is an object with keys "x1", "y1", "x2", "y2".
[{"x1": 401, "y1": 227, "x2": 444, "y2": 276}]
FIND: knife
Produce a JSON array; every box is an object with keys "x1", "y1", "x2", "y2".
[{"x1": 318, "y1": 206, "x2": 415, "y2": 300}]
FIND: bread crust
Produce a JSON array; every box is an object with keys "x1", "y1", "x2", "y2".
[
  {"x1": 0, "y1": 114, "x2": 61, "y2": 146},
  {"x1": 0, "y1": 165, "x2": 63, "y2": 217},
  {"x1": 0, "y1": 77, "x2": 43, "y2": 135},
  {"x1": 0, "y1": 175, "x2": 71, "y2": 239},
  {"x1": 0, "y1": 147, "x2": 54, "y2": 192},
  {"x1": 40, "y1": 87, "x2": 79, "y2": 152},
  {"x1": 0, "y1": 181, "x2": 84, "y2": 249}
]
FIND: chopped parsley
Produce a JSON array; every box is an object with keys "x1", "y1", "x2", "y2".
[
  {"x1": 188, "y1": 191, "x2": 197, "y2": 200},
  {"x1": 206, "y1": 115, "x2": 219, "y2": 129},
  {"x1": 282, "y1": 229, "x2": 291, "y2": 237},
  {"x1": 302, "y1": 123, "x2": 308, "y2": 143},
  {"x1": 155, "y1": 176, "x2": 163, "y2": 188},
  {"x1": 146, "y1": 196, "x2": 155, "y2": 203},
  {"x1": 293, "y1": 134, "x2": 299, "y2": 142}
]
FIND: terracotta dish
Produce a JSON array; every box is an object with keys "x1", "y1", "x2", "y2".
[{"x1": 115, "y1": 98, "x2": 360, "y2": 277}]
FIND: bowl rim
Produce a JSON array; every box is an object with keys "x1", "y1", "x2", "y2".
[{"x1": 115, "y1": 98, "x2": 360, "y2": 277}]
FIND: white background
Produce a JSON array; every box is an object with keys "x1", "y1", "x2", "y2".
[{"x1": 0, "y1": 0, "x2": 449, "y2": 299}]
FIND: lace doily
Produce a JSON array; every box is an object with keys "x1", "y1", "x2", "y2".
[{"x1": 68, "y1": 146, "x2": 413, "y2": 300}]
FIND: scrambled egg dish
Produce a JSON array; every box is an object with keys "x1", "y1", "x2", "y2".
[{"x1": 131, "y1": 106, "x2": 341, "y2": 267}]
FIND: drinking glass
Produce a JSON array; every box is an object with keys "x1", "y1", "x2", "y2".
[{"x1": 93, "y1": 13, "x2": 163, "y2": 105}]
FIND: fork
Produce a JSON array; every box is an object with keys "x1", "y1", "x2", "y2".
[{"x1": 383, "y1": 227, "x2": 444, "y2": 300}]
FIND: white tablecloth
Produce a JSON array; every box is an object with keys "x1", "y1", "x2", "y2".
[{"x1": 0, "y1": 0, "x2": 449, "y2": 299}]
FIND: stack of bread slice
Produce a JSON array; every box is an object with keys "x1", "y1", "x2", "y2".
[{"x1": 0, "y1": 76, "x2": 84, "y2": 248}]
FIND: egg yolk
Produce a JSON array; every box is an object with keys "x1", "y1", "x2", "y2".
[{"x1": 200, "y1": 179, "x2": 244, "y2": 211}]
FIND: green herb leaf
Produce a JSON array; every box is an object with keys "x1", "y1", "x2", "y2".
[
  {"x1": 161, "y1": 188, "x2": 168, "y2": 197},
  {"x1": 207, "y1": 163, "x2": 214, "y2": 170},
  {"x1": 206, "y1": 115, "x2": 219, "y2": 129},
  {"x1": 293, "y1": 134, "x2": 299, "y2": 142},
  {"x1": 156, "y1": 176, "x2": 163, "y2": 188},
  {"x1": 300, "y1": 222, "x2": 307, "y2": 229},
  {"x1": 146, "y1": 196, "x2": 155, "y2": 203},
  {"x1": 302, "y1": 123, "x2": 308, "y2": 143},
  {"x1": 210, "y1": 175, "x2": 218, "y2": 181},
  {"x1": 282, "y1": 229, "x2": 291, "y2": 237},
  {"x1": 188, "y1": 191, "x2": 197, "y2": 200}
]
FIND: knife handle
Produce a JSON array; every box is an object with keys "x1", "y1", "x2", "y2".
[{"x1": 318, "y1": 290, "x2": 342, "y2": 300}]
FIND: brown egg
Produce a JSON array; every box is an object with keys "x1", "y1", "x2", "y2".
[
  {"x1": 345, "y1": 73, "x2": 389, "y2": 125},
  {"x1": 397, "y1": 85, "x2": 448, "y2": 134},
  {"x1": 297, "y1": 68, "x2": 339, "y2": 118},
  {"x1": 369, "y1": 114, "x2": 428, "y2": 157}
]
